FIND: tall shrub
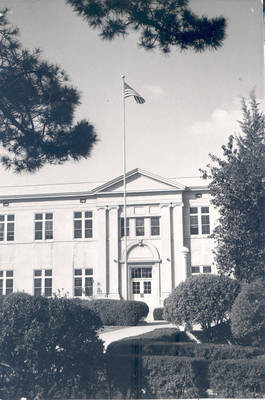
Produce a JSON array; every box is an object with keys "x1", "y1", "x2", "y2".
[
  {"x1": 0, "y1": 293, "x2": 104, "y2": 399},
  {"x1": 164, "y1": 274, "x2": 240, "y2": 330},
  {"x1": 201, "y1": 98, "x2": 265, "y2": 282}
]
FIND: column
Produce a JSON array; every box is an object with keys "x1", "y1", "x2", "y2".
[
  {"x1": 96, "y1": 206, "x2": 107, "y2": 297},
  {"x1": 108, "y1": 206, "x2": 120, "y2": 299},
  {"x1": 172, "y1": 202, "x2": 187, "y2": 286},
  {"x1": 160, "y1": 203, "x2": 172, "y2": 302}
]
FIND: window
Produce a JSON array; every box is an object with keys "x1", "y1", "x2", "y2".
[
  {"x1": 136, "y1": 218, "x2": 145, "y2": 236},
  {"x1": 0, "y1": 270, "x2": 13, "y2": 295},
  {"x1": 34, "y1": 269, "x2": 52, "y2": 296},
  {"x1": 190, "y1": 207, "x2": 210, "y2": 235},
  {"x1": 74, "y1": 268, "x2": 93, "y2": 297},
  {"x1": 144, "y1": 281, "x2": 151, "y2": 294},
  {"x1": 120, "y1": 218, "x2": 130, "y2": 237},
  {"x1": 131, "y1": 267, "x2": 152, "y2": 278},
  {"x1": 132, "y1": 282, "x2": 140, "y2": 294},
  {"x1": 35, "y1": 213, "x2": 53, "y2": 240},
  {"x1": 190, "y1": 208, "x2": 199, "y2": 235},
  {"x1": 0, "y1": 215, "x2": 15, "y2": 241},
  {"x1": 191, "y1": 265, "x2": 212, "y2": 274},
  {"x1": 74, "y1": 211, "x2": 93, "y2": 239},
  {"x1": 203, "y1": 265, "x2": 212, "y2": 274},
  {"x1": 151, "y1": 217, "x2": 160, "y2": 236},
  {"x1": 201, "y1": 207, "x2": 210, "y2": 234}
]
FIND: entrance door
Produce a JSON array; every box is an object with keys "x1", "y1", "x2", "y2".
[{"x1": 130, "y1": 266, "x2": 153, "y2": 306}]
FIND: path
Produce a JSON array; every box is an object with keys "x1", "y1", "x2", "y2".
[{"x1": 99, "y1": 321, "x2": 176, "y2": 348}]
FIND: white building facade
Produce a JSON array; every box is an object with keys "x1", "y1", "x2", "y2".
[{"x1": 0, "y1": 169, "x2": 217, "y2": 311}]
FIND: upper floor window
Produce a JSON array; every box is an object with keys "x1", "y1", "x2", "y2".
[
  {"x1": 151, "y1": 217, "x2": 160, "y2": 236},
  {"x1": 74, "y1": 268, "x2": 93, "y2": 297},
  {"x1": 0, "y1": 215, "x2": 15, "y2": 242},
  {"x1": 120, "y1": 217, "x2": 130, "y2": 237},
  {"x1": 135, "y1": 218, "x2": 145, "y2": 236},
  {"x1": 34, "y1": 269, "x2": 52, "y2": 296},
  {"x1": 74, "y1": 211, "x2": 93, "y2": 239},
  {"x1": 35, "y1": 213, "x2": 53, "y2": 240},
  {"x1": 120, "y1": 216, "x2": 161, "y2": 238},
  {"x1": 190, "y1": 207, "x2": 210, "y2": 235},
  {"x1": 0, "y1": 270, "x2": 13, "y2": 295}
]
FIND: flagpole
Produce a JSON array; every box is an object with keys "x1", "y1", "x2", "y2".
[{"x1": 121, "y1": 74, "x2": 128, "y2": 300}]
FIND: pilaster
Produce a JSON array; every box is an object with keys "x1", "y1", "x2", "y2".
[
  {"x1": 108, "y1": 206, "x2": 120, "y2": 299},
  {"x1": 96, "y1": 206, "x2": 108, "y2": 297}
]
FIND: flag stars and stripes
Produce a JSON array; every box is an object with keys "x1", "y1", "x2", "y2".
[{"x1": 124, "y1": 82, "x2": 145, "y2": 104}]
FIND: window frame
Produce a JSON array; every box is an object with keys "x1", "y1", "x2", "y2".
[
  {"x1": 0, "y1": 214, "x2": 15, "y2": 242},
  {"x1": 0, "y1": 270, "x2": 14, "y2": 295},
  {"x1": 120, "y1": 217, "x2": 130, "y2": 238},
  {"x1": 189, "y1": 206, "x2": 210, "y2": 236},
  {"x1": 73, "y1": 268, "x2": 93, "y2": 297},
  {"x1": 135, "y1": 217, "x2": 145, "y2": 237},
  {"x1": 33, "y1": 269, "x2": 52, "y2": 296},
  {"x1": 73, "y1": 211, "x2": 93, "y2": 239},
  {"x1": 34, "y1": 213, "x2": 53, "y2": 241},
  {"x1": 150, "y1": 216, "x2": 160, "y2": 236}
]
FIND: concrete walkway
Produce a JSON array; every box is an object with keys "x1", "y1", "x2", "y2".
[{"x1": 99, "y1": 321, "x2": 176, "y2": 348}]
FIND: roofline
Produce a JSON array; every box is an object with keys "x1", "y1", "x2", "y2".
[{"x1": 91, "y1": 167, "x2": 186, "y2": 193}]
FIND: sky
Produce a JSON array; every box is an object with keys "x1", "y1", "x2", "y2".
[{"x1": 0, "y1": 0, "x2": 264, "y2": 187}]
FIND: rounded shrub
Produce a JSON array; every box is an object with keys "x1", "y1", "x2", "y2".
[
  {"x1": 164, "y1": 274, "x2": 240, "y2": 330},
  {"x1": 0, "y1": 293, "x2": 104, "y2": 399},
  {"x1": 231, "y1": 279, "x2": 265, "y2": 346},
  {"x1": 153, "y1": 307, "x2": 164, "y2": 320},
  {"x1": 78, "y1": 299, "x2": 149, "y2": 326}
]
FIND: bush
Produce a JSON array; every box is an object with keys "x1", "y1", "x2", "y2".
[
  {"x1": 0, "y1": 293, "x2": 104, "y2": 399},
  {"x1": 76, "y1": 299, "x2": 149, "y2": 326},
  {"x1": 231, "y1": 279, "x2": 265, "y2": 346},
  {"x1": 209, "y1": 358, "x2": 265, "y2": 398},
  {"x1": 107, "y1": 339, "x2": 263, "y2": 360},
  {"x1": 106, "y1": 354, "x2": 208, "y2": 399},
  {"x1": 153, "y1": 307, "x2": 164, "y2": 320},
  {"x1": 164, "y1": 274, "x2": 240, "y2": 330}
]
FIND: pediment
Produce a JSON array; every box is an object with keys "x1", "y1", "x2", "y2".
[{"x1": 92, "y1": 169, "x2": 185, "y2": 194}]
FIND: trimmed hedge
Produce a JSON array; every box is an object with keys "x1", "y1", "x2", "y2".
[
  {"x1": 153, "y1": 307, "x2": 164, "y2": 320},
  {"x1": 107, "y1": 340, "x2": 263, "y2": 360},
  {"x1": 0, "y1": 293, "x2": 104, "y2": 399},
  {"x1": 106, "y1": 354, "x2": 208, "y2": 399},
  {"x1": 74, "y1": 299, "x2": 149, "y2": 326},
  {"x1": 209, "y1": 358, "x2": 265, "y2": 398}
]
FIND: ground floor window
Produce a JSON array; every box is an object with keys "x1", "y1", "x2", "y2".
[
  {"x1": 74, "y1": 268, "x2": 93, "y2": 297},
  {"x1": 34, "y1": 269, "x2": 52, "y2": 296},
  {"x1": 0, "y1": 270, "x2": 13, "y2": 295},
  {"x1": 191, "y1": 265, "x2": 212, "y2": 274}
]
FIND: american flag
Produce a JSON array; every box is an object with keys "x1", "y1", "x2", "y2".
[{"x1": 124, "y1": 82, "x2": 145, "y2": 104}]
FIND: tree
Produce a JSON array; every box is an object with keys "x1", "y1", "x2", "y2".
[
  {"x1": 66, "y1": 0, "x2": 226, "y2": 53},
  {"x1": 0, "y1": 293, "x2": 104, "y2": 399},
  {"x1": 0, "y1": 9, "x2": 97, "y2": 173},
  {"x1": 201, "y1": 98, "x2": 265, "y2": 282},
  {"x1": 231, "y1": 280, "x2": 265, "y2": 346},
  {"x1": 163, "y1": 274, "x2": 240, "y2": 330}
]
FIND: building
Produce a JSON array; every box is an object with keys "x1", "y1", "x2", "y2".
[{"x1": 0, "y1": 168, "x2": 217, "y2": 311}]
